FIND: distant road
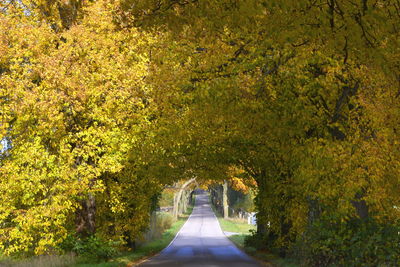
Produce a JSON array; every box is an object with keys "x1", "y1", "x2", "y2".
[{"x1": 138, "y1": 191, "x2": 260, "y2": 267}]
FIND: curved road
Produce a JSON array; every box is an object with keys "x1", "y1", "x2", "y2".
[{"x1": 138, "y1": 191, "x2": 260, "y2": 267}]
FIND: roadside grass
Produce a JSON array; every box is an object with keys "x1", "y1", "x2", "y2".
[
  {"x1": 0, "y1": 253, "x2": 77, "y2": 267},
  {"x1": 210, "y1": 201, "x2": 299, "y2": 267},
  {"x1": 210, "y1": 202, "x2": 255, "y2": 237},
  {"x1": 0, "y1": 205, "x2": 194, "y2": 267},
  {"x1": 217, "y1": 216, "x2": 256, "y2": 235},
  {"x1": 210, "y1": 203, "x2": 255, "y2": 248}
]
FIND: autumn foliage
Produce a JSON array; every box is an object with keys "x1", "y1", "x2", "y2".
[{"x1": 1, "y1": 0, "x2": 399, "y2": 265}]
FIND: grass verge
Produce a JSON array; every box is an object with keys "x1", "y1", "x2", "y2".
[
  {"x1": 217, "y1": 217, "x2": 256, "y2": 236},
  {"x1": 209, "y1": 202, "x2": 255, "y2": 247},
  {"x1": 0, "y1": 254, "x2": 76, "y2": 267}
]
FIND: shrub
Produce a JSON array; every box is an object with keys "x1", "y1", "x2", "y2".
[
  {"x1": 61, "y1": 235, "x2": 118, "y2": 262},
  {"x1": 294, "y1": 218, "x2": 400, "y2": 267},
  {"x1": 156, "y1": 212, "x2": 174, "y2": 234}
]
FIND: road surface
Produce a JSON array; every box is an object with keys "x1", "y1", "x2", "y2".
[{"x1": 138, "y1": 191, "x2": 260, "y2": 267}]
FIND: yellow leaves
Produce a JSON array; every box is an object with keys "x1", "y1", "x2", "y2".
[
  {"x1": 109, "y1": 186, "x2": 126, "y2": 214},
  {"x1": 230, "y1": 177, "x2": 248, "y2": 192},
  {"x1": 0, "y1": 188, "x2": 74, "y2": 255},
  {"x1": 226, "y1": 165, "x2": 256, "y2": 193},
  {"x1": 0, "y1": 0, "x2": 160, "y2": 255}
]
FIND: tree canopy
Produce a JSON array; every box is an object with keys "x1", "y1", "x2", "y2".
[{"x1": 1, "y1": 0, "x2": 399, "y2": 265}]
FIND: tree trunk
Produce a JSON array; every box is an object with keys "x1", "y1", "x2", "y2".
[
  {"x1": 189, "y1": 190, "x2": 194, "y2": 205},
  {"x1": 75, "y1": 193, "x2": 96, "y2": 237},
  {"x1": 173, "y1": 178, "x2": 196, "y2": 219},
  {"x1": 254, "y1": 169, "x2": 269, "y2": 241},
  {"x1": 222, "y1": 180, "x2": 229, "y2": 219},
  {"x1": 351, "y1": 191, "x2": 369, "y2": 220},
  {"x1": 173, "y1": 191, "x2": 179, "y2": 218},
  {"x1": 307, "y1": 196, "x2": 321, "y2": 226},
  {"x1": 182, "y1": 190, "x2": 187, "y2": 213}
]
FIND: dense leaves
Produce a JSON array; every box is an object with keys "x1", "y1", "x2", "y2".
[
  {"x1": 1, "y1": 0, "x2": 399, "y2": 265},
  {"x1": 125, "y1": 1, "x2": 400, "y2": 265},
  {"x1": 0, "y1": 0, "x2": 161, "y2": 255}
]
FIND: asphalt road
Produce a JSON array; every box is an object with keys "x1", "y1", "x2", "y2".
[{"x1": 138, "y1": 191, "x2": 260, "y2": 267}]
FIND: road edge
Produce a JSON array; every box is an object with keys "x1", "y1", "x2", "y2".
[
  {"x1": 128, "y1": 196, "x2": 197, "y2": 267},
  {"x1": 209, "y1": 197, "x2": 273, "y2": 267}
]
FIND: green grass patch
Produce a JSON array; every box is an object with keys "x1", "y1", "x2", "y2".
[
  {"x1": 217, "y1": 218, "x2": 255, "y2": 250},
  {"x1": 217, "y1": 217, "x2": 256, "y2": 235},
  {"x1": 210, "y1": 201, "x2": 255, "y2": 236},
  {"x1": 228, "y1": 234, "x2": 247, "y2": 248}
]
